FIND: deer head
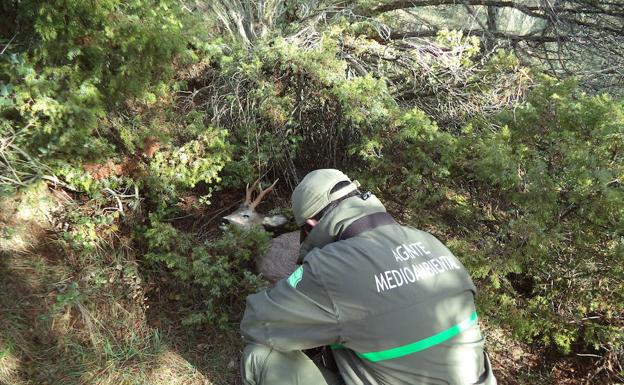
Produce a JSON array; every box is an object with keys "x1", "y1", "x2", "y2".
[{"x1": 219, "y1": 179, "x2": 288, "y2": 230}]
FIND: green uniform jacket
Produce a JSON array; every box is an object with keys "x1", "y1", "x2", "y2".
[{"x1": 241, "y1": 196, "x2": 493, "y2": 385}]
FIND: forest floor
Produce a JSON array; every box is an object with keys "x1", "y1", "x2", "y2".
[{"x1": 0, "y1": 184, "x2": 605, "y2": 385}]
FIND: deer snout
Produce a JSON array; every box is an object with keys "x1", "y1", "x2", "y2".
[{"x1": 218, "y1": 218, "x2": 230, "y2": 229}]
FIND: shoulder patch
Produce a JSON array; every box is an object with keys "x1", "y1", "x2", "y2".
[{"x1": 287, "y1": 266, "x2": 304, "y2": 288}]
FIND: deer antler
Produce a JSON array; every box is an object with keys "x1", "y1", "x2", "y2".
[
  {"x1": 249, "y1": 179, "x2": 279, "y2": 209},
  {"x1": 244, "y1": 179, "x2": 261, "y2": 206}
]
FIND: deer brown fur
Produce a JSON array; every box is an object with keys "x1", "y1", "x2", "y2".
[{"x1": 219, "y1": 179, "x2": 299, "y2": 284}]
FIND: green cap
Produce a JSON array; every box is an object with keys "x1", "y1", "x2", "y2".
[{"x1": 291, "y1": 169, "x2": 360, "y2": 226}]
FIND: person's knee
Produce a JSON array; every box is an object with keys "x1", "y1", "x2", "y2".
[
  {"x1": 241, "y1": 344, "x2": 344, "y2": 385},
  {"x1": 241, "y1": 343, "x2": 274, "y2": 385}
]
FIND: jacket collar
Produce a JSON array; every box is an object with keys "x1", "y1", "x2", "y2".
[{"x1": 297, "y1": 194, "x2": 387, "y2": 263}]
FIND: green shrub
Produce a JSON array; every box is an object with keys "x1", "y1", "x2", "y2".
[
  {"x1": 191, "y1": 30, "x2": 425, "y2": 185},
  {"x1": 365, "y1": 77, "x2": 623, "y2": 355},
  {"x1": 460, "y1": 78, "x2": 623, "y2": 354},
  {"x1": 143, "y1": 217, "x2": 269, "y2": 328},
  {"x1": 148, "y1": 127, "x2": 229, "y2": 200},
  {"x1": 0, "y1": 0, "x2": 192, "y2": 186},
  {"x1": 6, "y1": 0, "x2": 190, "y2": 103}
]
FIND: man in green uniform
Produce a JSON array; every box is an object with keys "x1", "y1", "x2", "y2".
[{"x1": 240, "y1": 169, "x2": 497, "y2": 385}]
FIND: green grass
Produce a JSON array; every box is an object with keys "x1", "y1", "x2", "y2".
[{"x1": 0, "y1": 337, "x2": 15, "y2": 361}]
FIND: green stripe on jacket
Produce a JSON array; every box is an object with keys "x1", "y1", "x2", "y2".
[{"x1": 331, "y1": 311, "x2": 478, "y2": 362}]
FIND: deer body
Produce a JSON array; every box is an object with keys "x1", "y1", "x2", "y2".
[
  {"x1": 257, "y1": 231, "x2": 300, "y2": 283},
  {"x1": 220, "y1": 179, "x2": 300, "y2": 284}
]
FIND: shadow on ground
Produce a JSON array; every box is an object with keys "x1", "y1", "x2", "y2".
[
  {"x1": 0, "y1": 221, "x2": 83, "y2": 384},
  {"x1": 142, "y1": 272, "x2": 245, "y2": 385},
  {"x1": 0, "y1": 186, "x2": 233, "y2": 385}
]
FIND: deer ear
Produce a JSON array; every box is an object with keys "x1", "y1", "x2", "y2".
[{"x1": 262, "y1": 214, "x2": 288, "y2": 228}]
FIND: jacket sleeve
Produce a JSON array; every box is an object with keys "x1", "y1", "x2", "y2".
[{"x1": 240, "y1": 258, "x2": 341, "y2": 351}]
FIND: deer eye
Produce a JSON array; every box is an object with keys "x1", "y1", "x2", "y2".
[{"x1": 242, "y1": 214, "x2": 250, "y2": 218}]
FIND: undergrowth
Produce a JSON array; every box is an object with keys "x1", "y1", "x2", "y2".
[
  {"x1": 0, "y1": 184, "x2": 244, "y2": 385},
  {"x1": 1, "y1": 1, "x2": 623, "y2": 384}
]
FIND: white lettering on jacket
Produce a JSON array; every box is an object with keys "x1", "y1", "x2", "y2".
[
  {"x1": 374, "y1": 256, "x2": 461, "y2": 293},
  {"x1": 392, "y1": 242, "x2": 431, "y2": 262}
]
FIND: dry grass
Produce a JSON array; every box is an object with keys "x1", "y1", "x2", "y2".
[
  {"x1": 0, "y1": 183, "x2": 240, "y2": 385},
  {"x1": 146, "y1": 351, "x2": 210, "y2": 385}
]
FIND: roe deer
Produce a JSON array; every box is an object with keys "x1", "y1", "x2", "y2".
[{"x1": 219, "y1": 179, "x2": 300, "y2": 284}]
